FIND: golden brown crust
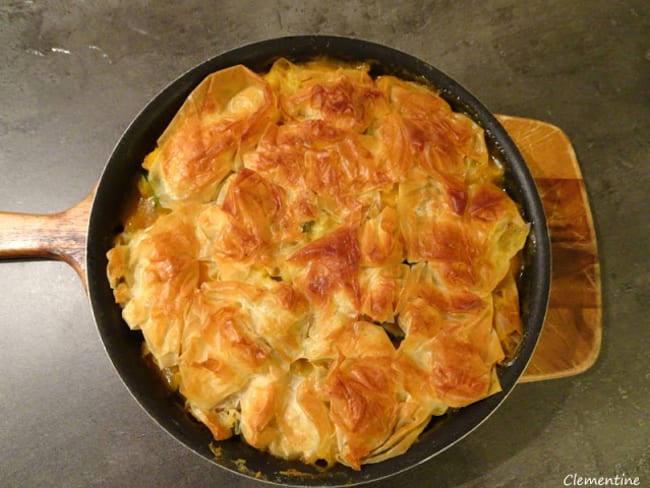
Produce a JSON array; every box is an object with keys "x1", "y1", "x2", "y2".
[
  {"x1": 144, "y1": 65, "x2": 279, "y2": 206},
  {"x1": 106, "y1": 58, "x2": 529, "y2": 470}
]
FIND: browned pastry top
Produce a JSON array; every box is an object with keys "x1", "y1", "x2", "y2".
[{"x1": 106, "y1": 58, "x2": 529, "y2": 470}]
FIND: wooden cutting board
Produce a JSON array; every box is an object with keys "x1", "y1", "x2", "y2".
[
  {"x1": 498, "y1": 115, "x2": 602, "y2": 382},
  {"x1": 0, "y1": 115, "x2": 601, "y2": 383}
]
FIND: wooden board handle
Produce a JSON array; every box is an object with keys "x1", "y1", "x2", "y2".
[{"x1": 0, "y1": 190, "x2": 94, "y2": 289}]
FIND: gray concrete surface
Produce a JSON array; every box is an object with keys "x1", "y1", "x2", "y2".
[{"x1": 1, "y1": 1, "x2": 648, "y2": 487}]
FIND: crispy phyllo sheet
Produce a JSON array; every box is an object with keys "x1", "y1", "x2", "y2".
[{"x1": 107, "y1": 58, "x2": 529, "y2": 470}]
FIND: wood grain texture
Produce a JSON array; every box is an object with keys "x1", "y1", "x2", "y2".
[
  {"x1": 0, "y1": 117, "x2": 600, "y2": 382},
  {"x1": 498, "y1": 115, "x2": 602, "y2": 382},
  {"x1": 0, "y1": 190, "x2": 94, "y2": 290}
]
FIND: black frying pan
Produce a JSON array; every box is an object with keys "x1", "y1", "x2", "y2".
[{"x1": 0, "y1": 36, "x2": 551, "y2": 486}]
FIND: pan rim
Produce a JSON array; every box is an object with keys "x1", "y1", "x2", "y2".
[{"x1": 86, "y1": 34, "x2": 551, "y2": 487}]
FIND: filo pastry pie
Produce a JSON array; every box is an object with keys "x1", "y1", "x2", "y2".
[{"x1": 106, "y1": 58, "x2": 529, "y2": 470}]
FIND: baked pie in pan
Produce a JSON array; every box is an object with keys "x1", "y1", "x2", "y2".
[{"x1": 107, "y1": 57, "x2": 529, "y2": 470}]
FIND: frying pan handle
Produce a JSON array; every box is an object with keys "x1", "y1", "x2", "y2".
[{"x1": 0, "y1": 189, "x2": 94, "y2": 290}]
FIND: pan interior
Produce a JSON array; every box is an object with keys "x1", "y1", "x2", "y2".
[{"x1": 86, "y1": 35, "x2": 550, "y2": 487}]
